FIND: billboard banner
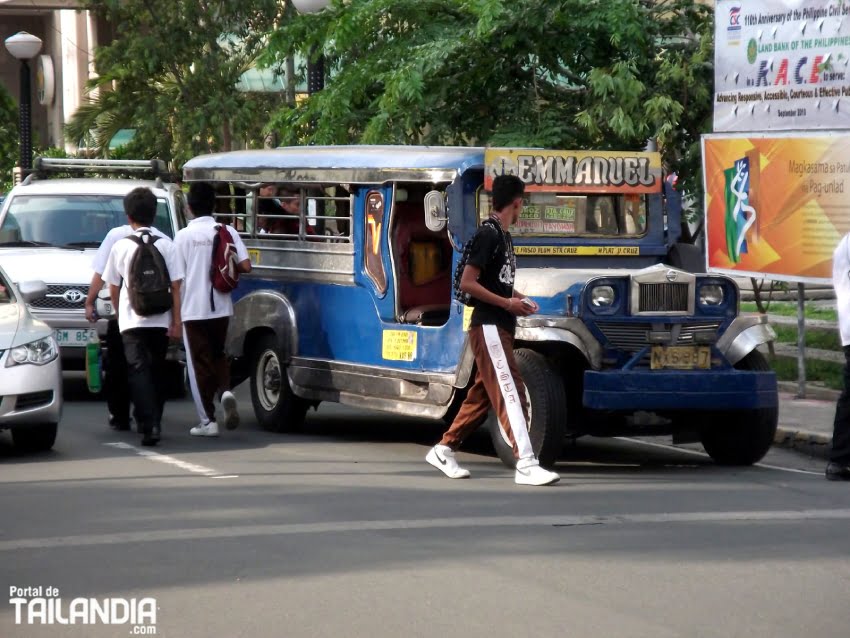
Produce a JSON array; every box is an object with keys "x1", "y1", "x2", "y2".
[
  {"x1": 484, "y1": 149, "x2": 662, "y2": 194},
  {"x1": 715, "y1": 0, "x2": 850, "y2": 132},
  {"x1": 703, "y1": 133, "x2": 850, "y2": 283}
]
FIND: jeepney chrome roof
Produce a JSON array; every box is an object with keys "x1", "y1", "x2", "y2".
[{"x1": 182, "y1": 145, "x2": 485, "y2": 184}]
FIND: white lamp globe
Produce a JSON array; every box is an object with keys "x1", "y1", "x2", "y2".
[
  {"x1": 5, "y1": 32, "x2": 43, "y2": 60},
  {"x1": 292, "y1": 0, "x2": 331, "y2": 13}
]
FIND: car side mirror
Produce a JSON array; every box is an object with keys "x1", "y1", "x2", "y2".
[
  {"x1": 17, "y1": 280, "x2": 47, "y2": 303},
  {"x1": 424, "y1": 190, "x2": 447, "y2": 232}
]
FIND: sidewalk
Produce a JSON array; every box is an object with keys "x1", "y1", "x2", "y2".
[{"x1": 775, "y1": 383, "x2": 837, "y2": 459}]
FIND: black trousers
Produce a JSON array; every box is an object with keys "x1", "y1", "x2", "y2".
[
  {"x1": 122, "y1": 327, "x2": 169, "y2": 432},
  {"x1": 831, "y1": 345, "x2": 850, "y2": 464},
  {"x1": 104, "y1": 319, "x2": 131, "y2": 425}
]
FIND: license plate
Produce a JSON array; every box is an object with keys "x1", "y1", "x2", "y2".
[
  {"x1": 54, "y1": 328, "x2": 97, "y2": 346},
  {"x1": 650, "y1": 345, "x2": 710, "y2": 370}
]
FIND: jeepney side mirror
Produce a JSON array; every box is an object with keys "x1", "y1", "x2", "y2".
[{"x1": 424, "y1": 190, "x2": 447, "y2": 232}]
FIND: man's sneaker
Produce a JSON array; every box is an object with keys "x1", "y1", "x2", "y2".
[
  {"x1": 221, "y1": 391, "x2": 240, "y2": 431},
  {"x1": 426, "y1": 444, "x2": 470, "y2": 479},
  {"x1": 190, "y1": 422, "x2": 220, "y2": 437},
  {"x1": 515, "y1": 458, "x2": 560, "y2": 486}
]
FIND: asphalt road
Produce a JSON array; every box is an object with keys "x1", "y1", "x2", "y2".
[{"x1": 1, "y1": 377, "x2": 849, "y2": 638}]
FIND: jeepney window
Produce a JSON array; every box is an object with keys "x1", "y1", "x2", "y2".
[
  {"x1": 213, "y1": 184, "x2": 352, "y2": 241},
  {"x1": 478, "y1": 191, "x2": 647, "y2": 237},
  {"x1": 364, "y1": 190, "x2": 387, "y2": 294}
]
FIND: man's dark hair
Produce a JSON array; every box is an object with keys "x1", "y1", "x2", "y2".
[
  {"x1": 124, "y1": 187, "x2": 157, "y2": 226},
  {"x1": 187, "y1": 182, "x2": 217, "y2": 217},
  {"x1": 491, "y1": 174, "x2": 526, "y2": 211}
]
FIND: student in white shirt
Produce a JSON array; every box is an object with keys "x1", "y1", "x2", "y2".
[
  {"x1": 85, "y1": 224, "x2": 167, "y2": 431},
  {"x1": 174, "y1": 182, "x2": 251, "y2": 437},
  {"x1": 829, "y1": 234, "x2": 850, "y2": 480},
  {"x1": 102, "y1": 188, "x2": 184, "y2": 446}
]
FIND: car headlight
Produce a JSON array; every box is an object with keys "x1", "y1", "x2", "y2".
[
  {"x1": 5, "y1": 336, "x2": 59, "y2": 367},
  {"x1": 590, "y1": 285, "x2": 616, "y2": 307},
  {"x1": 699, "y1": 284, "x2": 724, "y2": 306}
]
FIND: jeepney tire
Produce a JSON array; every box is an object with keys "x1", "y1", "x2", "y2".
[
  {"x1": 699, "y1": 351, "x2": 778, "y2": 466},
  {"x1": 249, "y1": 334, "x2": 308, "y2": 433},
  {"x1": 487, "y1": 349, "x2": 567, "y2": 469}
]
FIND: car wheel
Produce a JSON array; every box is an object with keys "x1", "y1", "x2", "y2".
[
  {"x1": 12, "y1": 423, "x2": 58, "y2": 452},
  {"x1": 487, "y1": 349, "x2": 566, "y2": 469},
  {"x1": 249, "y1": 334, "x2": 308, "y2": 432},
  {"x1": 699, "y1": 351, "x2": 778, "y2": 466}
]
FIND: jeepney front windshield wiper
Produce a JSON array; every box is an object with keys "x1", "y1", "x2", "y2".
[{"x1": 61, "y1": 241, "x2": 102, "y2": 249}]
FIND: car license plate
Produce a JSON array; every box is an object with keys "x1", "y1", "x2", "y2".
[
  {"x1": 54, "y1": 328, "x2": 97, "y2": 347},
  {"x1": 650, "y1": 345, "x2": 710, "y2": 370}
]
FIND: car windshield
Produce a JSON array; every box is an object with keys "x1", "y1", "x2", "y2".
[
  {"x1": 0, "y1": 194, "x2": 174, "y2": 246},
  {"x1": 479, "y1": 192, "x2": 648, "y2": 237}
]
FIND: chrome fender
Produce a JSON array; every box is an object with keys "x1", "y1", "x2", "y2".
[
  {"x1": 716, "y1": 315, "x2": 776, "y2": 366},
  {"x1": 226, "y1": 290, "x2": 298, "y2": 361},
  {"x1": 515, "y1": 316, "x2": 603, "y2": 370}
]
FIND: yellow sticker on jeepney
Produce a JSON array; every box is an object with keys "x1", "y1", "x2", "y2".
[
  {"x1": 248, "y1": 249, "x2": 261, "y2": 265},
  {"x1": 514, "y1": 245, "x2": 640, "y2": 256},
  {"x1": 463, "y1": 305, "x2": 473, "y2": 332},
  {"x1": 382, "y1": 330, "x2": 417, "y2": 362}
]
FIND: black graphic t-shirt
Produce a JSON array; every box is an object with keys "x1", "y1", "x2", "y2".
[{"x1": 467, "y1": 218, "x2": 516, "y2": 333}]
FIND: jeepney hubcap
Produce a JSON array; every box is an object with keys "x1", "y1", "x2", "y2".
[{"x1": 257, "y1": 350, "x2": 282, "y2": 411}]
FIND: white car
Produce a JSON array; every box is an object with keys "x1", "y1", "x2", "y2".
[
  {"x1": 0, "y1": 158, "x2": 187, "y2": 378},
  {"x1": 0, "y1": 265, "x2": 62, "y2": 452}
]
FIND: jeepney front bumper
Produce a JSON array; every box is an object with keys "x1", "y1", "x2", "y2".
[{"x1": 583, "y1": 368, "x2": 778, "y2": 411}]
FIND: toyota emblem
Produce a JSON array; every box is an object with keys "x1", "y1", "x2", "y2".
[
  {"x1": 62, "y1": 289, "x2": 85, "y2": 304},
  {"x1": 665, "y1": 270, "x2": 678, "y2": 282}
]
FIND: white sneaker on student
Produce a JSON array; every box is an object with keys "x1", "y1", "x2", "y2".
[
  {"x1": 515, "y1": 458, "x2": 560, "y2": 486},
  {"x1": 190, "y1": 421, "x2": 220, "y2": 437},
  {"x1": 220, "y1": 391, "x2": 240, "y2": 430},
  {"x1": 426, "y1": 444, "x2": 471, "y2": 479}
]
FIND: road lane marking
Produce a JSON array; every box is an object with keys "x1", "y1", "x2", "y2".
[
  {"x1": 103, "y1": 442, "x2": 239, "y2": 479},
  {"x1": 617, "y1": 437, "x2": 823, "y2": 476},
  {"x1": 2, "y1": 509, "x2": 850, "y2": 552}
]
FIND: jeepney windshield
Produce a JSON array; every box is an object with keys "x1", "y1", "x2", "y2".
[{"x1": 478, "y1": 191, "x2": 648, "y2": 237}]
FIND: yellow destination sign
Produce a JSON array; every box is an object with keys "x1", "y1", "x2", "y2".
[{"x1": 515, "y1": 245, "x2": 640, "y2": 256}]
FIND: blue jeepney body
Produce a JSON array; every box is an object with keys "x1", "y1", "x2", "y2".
[{"x1": 183, "y1": 145, "x2": 777, "y2": 462}]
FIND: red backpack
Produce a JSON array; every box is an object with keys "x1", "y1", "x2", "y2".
[{"x1": 209, "y1": 224, "x2": 239, "y2": 310}]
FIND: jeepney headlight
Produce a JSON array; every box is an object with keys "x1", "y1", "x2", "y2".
[
  {"x1": 6, "y1": 336, "x2": 58, "y2": 367},
  {"x1": 699, "y1": 284, "x2": 724, "y2": 306},
  {"x1": 590, "y1": 285, "x2": 615, "y2": 307}
]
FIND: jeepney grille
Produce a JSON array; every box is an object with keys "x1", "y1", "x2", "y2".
[
  {"x1": 638, "y1": 283, "x2": 689, "y2": 312},
  {"x1": 28, "y1": 285, "x2": 90, "y2": 310},
  {"x1": 597, "y1": 321, "x2": 722, "y2": 353}
]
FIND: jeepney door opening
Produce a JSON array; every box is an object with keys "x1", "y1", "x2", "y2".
[{"x1": 391, "y1": 183, "x2": 453, "y2": 327}]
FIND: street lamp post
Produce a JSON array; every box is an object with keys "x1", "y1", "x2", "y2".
[
  {"x1": 4, "y1": 31, "x2": 43, "y2": 172},
  {"x1": 291, "y1": 0, "x2": 331, "y2": 95}
]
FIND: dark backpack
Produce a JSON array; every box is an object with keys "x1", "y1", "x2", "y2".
[
  {"x1": 452, "y1": 219, "x2": 504, "y2": 306},
  {"x1": 209, "y1": 224, "x2": 240, "y2": 311},
  {"x1": 126, "y1": 231, "x2": 172, "y2": 316}
]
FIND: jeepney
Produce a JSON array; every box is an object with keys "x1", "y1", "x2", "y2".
[{"x1": 182, "y1": 146, "x2": 778, "y2": 467}]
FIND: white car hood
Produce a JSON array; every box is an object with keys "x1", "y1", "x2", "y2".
[
  {"x1": 0, "y1": 302, "x2": 50, "y2": 350},
  {"x1": 0, "y1": 248, "x2": 95, "y2": 285}
]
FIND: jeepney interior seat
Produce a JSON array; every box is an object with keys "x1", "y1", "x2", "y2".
[{"x1": 393, "y1": 201, "x2": 452, "y2": 326}]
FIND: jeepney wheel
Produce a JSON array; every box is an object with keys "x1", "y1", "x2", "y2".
[
  {"x1": 487, "y1": 349, "x2": 567, "y2": 469},
  {"x1": 699, "y1": 351, "x2": 778, "y2": 466},
  {"x1": 249, "y1": 334, "x2": 307, "y2": 433}
]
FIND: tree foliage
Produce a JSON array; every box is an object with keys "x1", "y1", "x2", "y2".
[
  {"x1": 0, "y1": 84, "x2": 19, "y2": 193},
  {"x1": 263, "y1": 0, "x2": 713, "y2": 196},
  {"x1": 67, "y1": 0, "x2": 285, "y2": 167}
]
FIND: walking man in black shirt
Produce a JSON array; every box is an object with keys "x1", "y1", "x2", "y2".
[{"x1": 426, "y1": 175, "x2": 560, "y2": 486}]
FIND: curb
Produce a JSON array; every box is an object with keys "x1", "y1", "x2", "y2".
[
  {"x1": 777, "y1": 381, "x2": 840, "y2": 401},
  {"x1": 774, "y1": 426, "x2": 831, "y2": 459}
]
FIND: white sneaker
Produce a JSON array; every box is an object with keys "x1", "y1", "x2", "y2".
[
  {"x1": 190, "y1": 422, "x2": 220, "y2": 437},
  {"x1": 220, "y1": 391, "x2": 240, "y2": 430},
  {"x1": 515, "y1": 458, "x2": 560, "y2": 486},
  {"x1": 426, "y1": 445, "x2": 470, "y2": 479}
]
